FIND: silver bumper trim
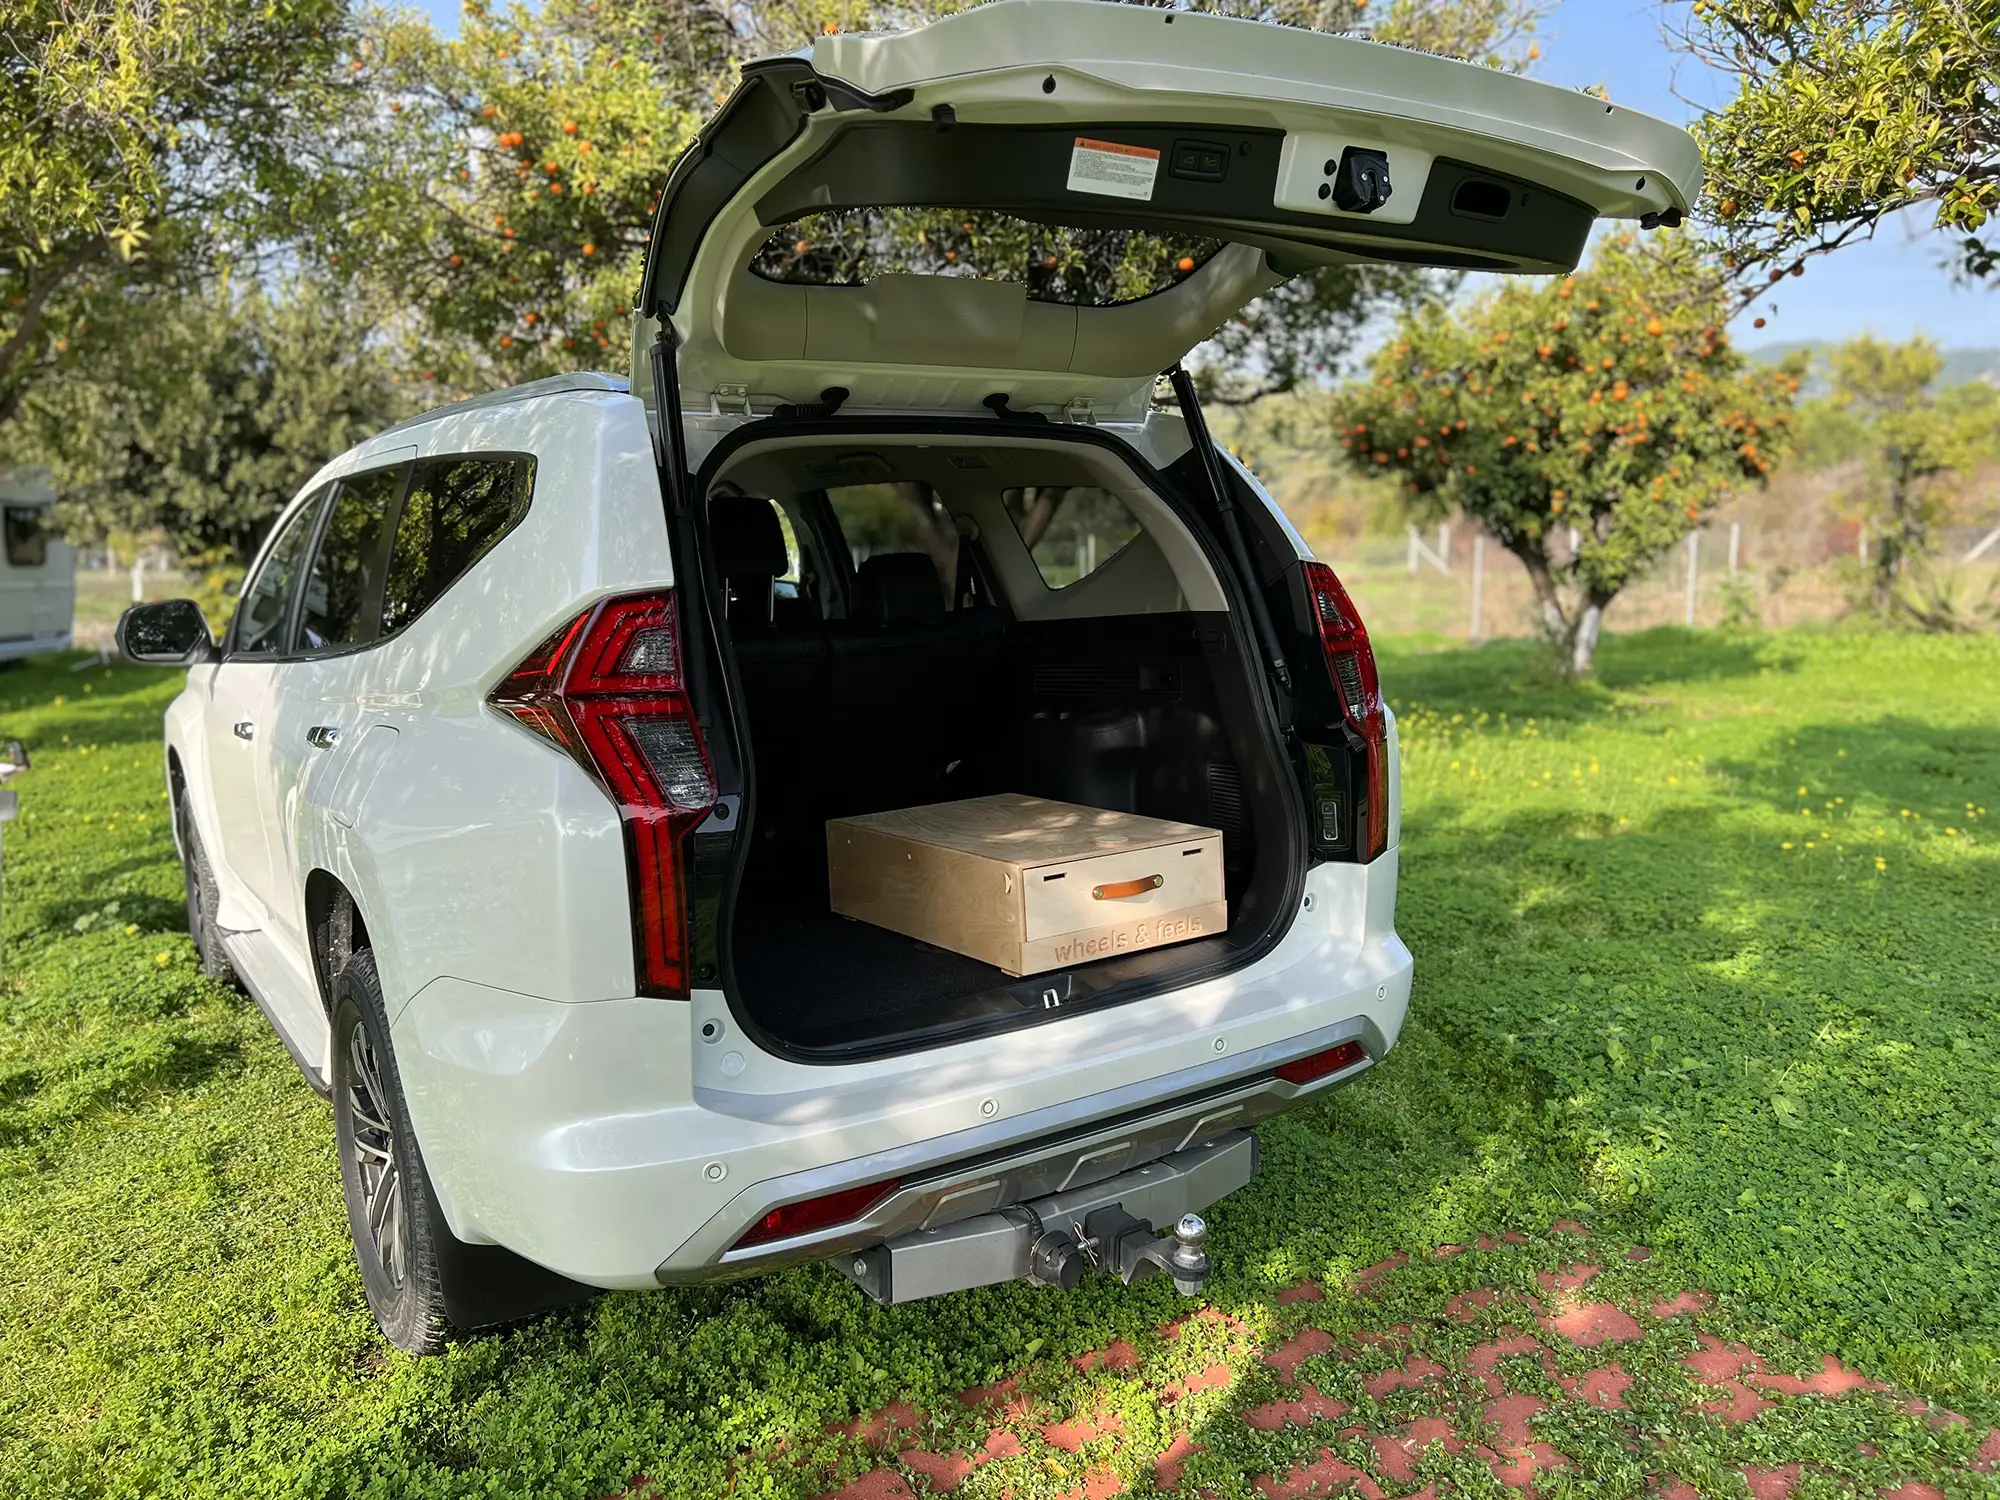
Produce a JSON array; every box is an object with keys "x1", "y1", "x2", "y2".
[
  {"x1": 654, "y1": 1013, "x2": 1382, "y2": 1283},
  {"x1": 836, "y1": 1132, "x2": 1258, "y2": 1304}
]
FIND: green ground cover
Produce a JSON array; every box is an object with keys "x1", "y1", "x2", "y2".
[{"x1": 0, "y1": 628, "x2": 1994, "y2": 1498}]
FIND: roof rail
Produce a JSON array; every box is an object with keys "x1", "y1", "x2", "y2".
[{"x1": 376, "y1": 372, "x2": 631, "y2": 439}]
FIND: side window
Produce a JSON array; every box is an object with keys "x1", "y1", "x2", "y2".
[
  {"x1": 381, "y1": 455, "x2": 535, "y2": 636},
  {"x1": 231, "y1": 490, "x2": 327, "y2": 656},
  {"x1": 824, "y1": 482, "x2": 957, "y2": 610},
  {"x1": 3, "y1": 507, "x2": 47, "y2": 567},
  {"x1": 298, "y1": 463, "x2": 408, "y2": 654},
  {"x1": 1001, "y1": 486, "x2": 1143, "y2": 590}
]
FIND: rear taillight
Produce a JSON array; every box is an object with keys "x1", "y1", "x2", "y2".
[
  {"x1": 490, "y1": 592, "x2": 717, "y2": 997},
  {"x1": 1274, "y1": 1039, "x2": 1368, "y2": 1085},
  {"x1": 1301, "y1": 561, "x2": 1387, "y2": 861},
  {"x1": 734, "y1": 1178, "x2": 900, "y2": 1249}
]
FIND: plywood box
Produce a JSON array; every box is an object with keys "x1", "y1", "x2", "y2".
[{"x1": 827, "y1": 793, "x2": 1226, "y2": 977}]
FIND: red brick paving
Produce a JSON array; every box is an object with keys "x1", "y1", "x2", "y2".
[
  {"x1": 1361, "y1": 1355, "x2": 1447, "y2": 1400},
  {"x1": 1153, "y1": 1433, "x2": 1203, "y2": 1491},
  {"x1": 1241, "y1": 1382, "x2": 1349, "y2": 1431},
  {"x1": 1542, "y1": 1299, "x2": 1644, "y2": 1346},
  {"x1": 1651, "y1": 1289, "x2": 1712, "y2": 1318},
  {"x1": 1254, "y1": 1448, "x2": 1385, "y2": 1500},
  {"x1": 804, "y1": 1229, "x2": 1984, "y2": 1500},
  {"x1": 1070, "y1": 1339, "x2": 1140, "y2": 1373}
]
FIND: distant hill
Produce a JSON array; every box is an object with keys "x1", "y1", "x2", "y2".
[{"x1": 1746, "y1": 341, "x2": 2000, "y2": 393}]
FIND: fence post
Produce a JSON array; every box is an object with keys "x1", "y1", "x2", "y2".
[
  {"x1": 1469, "y1": 534, "x2": 1485, "y2": 644},
  {"x1": 1728, "y1": 521, "x2": 1741, "y2": 577},
  {"x1": 1684, "y1": 531, "x2": 1700, "y2": 626},
  {"x1": 1438, "y1": 522, "x2": 1451, "y2": 570},
  {"x1": 1407, "y1": 524, "x2": 1419, "y2": 575},
  {"x1": 129, "y1": 558, "x2": 144, "y2": 604}
]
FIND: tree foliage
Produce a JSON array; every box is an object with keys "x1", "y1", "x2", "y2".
[
  {"x1": 0, "y1": 0, "x2": 367, "y2": 426},
  {"x1": 1682, "y1": 0, "x2": 2000, "y2": 291},
  {"x1": 1331, "y1": 233, "x2": 1800, "y2": 674},
  {"x1": 364, "y1": 0, "x2": 1543, "y2": 399},
  {"x1": 10, "y1": 282, "x2": 416, "y2": 564},
  {"x1": 1817, "y1": 335, "x2": 2000, "y2": 621}
]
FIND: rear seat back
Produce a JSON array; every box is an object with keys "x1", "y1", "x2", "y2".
[
  {"x1": 820, "y1": 553, "x2": 1004, "y2": 816},
  {"x1": 708, "y1": 496, "x2": 827, "y2": 858}
]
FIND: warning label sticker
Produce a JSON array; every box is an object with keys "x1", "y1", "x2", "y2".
[{"x1": 1066, "y1": 137, "x2": 1160, "y2": 201}]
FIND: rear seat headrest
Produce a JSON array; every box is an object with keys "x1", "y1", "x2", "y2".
[
  {"x1": 708, "y1": 496, "x2": 788, "y2": 579},
  {"x1": 853, "y1": 553, "x2": 945, "y2": 628}
]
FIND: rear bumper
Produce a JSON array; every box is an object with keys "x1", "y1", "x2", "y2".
[{"x1": 392, "y1": 851, "x2": 1410, "y2": 1290}]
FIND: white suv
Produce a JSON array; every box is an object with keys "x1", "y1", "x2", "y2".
[{"x1": 118, "y1": 0, "x2": 1696, "y2": 1351}]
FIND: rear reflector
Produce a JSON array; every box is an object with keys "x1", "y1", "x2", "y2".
[
  {"x1": 1301, "y1": 561, "x2": 1387, "y2": 860},
  {"x1": 1274, "y1": 1039, "x2": 1368, "y2": 1085},
  {"x1": 734, "y1": 1178, "x2": 901, "y2": 1249},
  {"x1": 489, "y1": 592, "x2": 716, "y2": 997}
]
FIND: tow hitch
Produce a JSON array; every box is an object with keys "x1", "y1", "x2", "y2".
[
  {"x1": 1029, "y1": 1209, "x2": 1210, "y2": 1296},
  {"x1": 835, "y1": 1132, "x2": 1248, "y2": 1305}
]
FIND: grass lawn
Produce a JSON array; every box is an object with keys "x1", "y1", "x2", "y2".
[{"x1": 1, "y1": 627, "x2": 1996, "y2": 1499}]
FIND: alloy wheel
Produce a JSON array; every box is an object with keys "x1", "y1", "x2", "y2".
[{"x1": 344, "y1": 1024, "x2": 407, "y2": 1288}]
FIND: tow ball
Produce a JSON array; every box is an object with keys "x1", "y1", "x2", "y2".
[{"x1": 1028, "y1": 1208, "x2": 1210, "y2": 1297}]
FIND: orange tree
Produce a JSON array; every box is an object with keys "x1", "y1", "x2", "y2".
[
  {"x1": 355, "y1": 0, "x2": 733, "y2": 392},
  {"x1": 1331, "y1": 233, "x2": 1801, "y2": 675},
  {"x1": 1680, "y1": 0, "x2": 2000, "y2": 291},
  {"x1": 358, "y1": 0, "x2": 1542, "y2": 398}
]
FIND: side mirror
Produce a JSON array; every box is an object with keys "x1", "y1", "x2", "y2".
[{"x1": 116, "y1": 599, "x2": 218, "y2": 666}]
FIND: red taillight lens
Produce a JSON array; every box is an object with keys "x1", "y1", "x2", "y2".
[
  {"x1": 490, "y1": 592, "x2": 716, "y2": 997},
  {"x1": 1275, "y1": 1039, "x2": 1368, "y2": 1085},
  {"x1": 1301, "y1": 561, "x2": 1387, "y2": 861},
  {"x1": 734, "y1": 1178, "x2": 901, "y2": 1249}
]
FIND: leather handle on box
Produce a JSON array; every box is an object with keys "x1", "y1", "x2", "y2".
[{"x1": 1093, "y1": 874, "x2": 1164, "y2": 900}]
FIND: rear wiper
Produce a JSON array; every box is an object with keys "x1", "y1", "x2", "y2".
[{"x1": 1165, "y1": 364, "x2": 1293, "y2": 702}]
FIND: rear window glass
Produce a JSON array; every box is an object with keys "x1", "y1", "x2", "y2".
[
  {"x1": 751, "y1": 209, "x2": 1222, "y2": 307},
  {"x1": 300, "y1": 463, "x2": 407, "y2": 654},
  {"x1": 825, "y1": 483, "x2": 957, "y2": 609},
  {"x1": 381, "y1": 455, "x2": 535, "y2": 636},
  {"x1": 1002, "y1": 487, "x2": 1143, "y2": 590}
]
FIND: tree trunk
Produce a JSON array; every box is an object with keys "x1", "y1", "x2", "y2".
[
  {"x1": 0, "y1": 239, "x2": 102, "y2": 430},
  {"x1": 1569, "y1": 599, "x2": 1605, "y2": 675},
  {"x1": 895, "y1": 482, "x2": 961, "y2": 599},
  {"x1": 1513, "y1": 540, "x2": 1615, "y2": 676}
]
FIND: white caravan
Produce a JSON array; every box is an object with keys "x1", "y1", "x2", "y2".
[{"x1": 0, "y1": 469, "x2": 73, "y2": 662}]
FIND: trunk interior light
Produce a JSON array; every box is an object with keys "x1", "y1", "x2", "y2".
[
  {"x1": 1300, "y1": 561, "x2": 1388, "y2": 861},
  {"x1": 1274, "y1": 1039, "x2": 1368, "y2": 1085},
  {"x1": 734, "y1": 1178, "x2": 902, "y2": 1249},
  {"x1": 490, "y1": 592, "x2": 717, "y2": 996}
]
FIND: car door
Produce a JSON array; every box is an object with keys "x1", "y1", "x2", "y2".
[
  {"x1": 259, "y1": 457, "x2": 411, "y2": 957},
  {"x1": 203, "y1": 488, "x2": 328, "y2": 928},
  {"x1": 634, "y1": 0, "x2": 1701, "y2": 424}
]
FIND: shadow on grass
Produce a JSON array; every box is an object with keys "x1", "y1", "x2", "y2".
[{"x1": 1377, "y1": 628, "x2": 1800, "y2": 726}]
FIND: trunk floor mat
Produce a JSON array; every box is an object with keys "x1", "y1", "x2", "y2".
[{"x1": 731, "y1": 904, "x2": 1009, "y2": 1049}]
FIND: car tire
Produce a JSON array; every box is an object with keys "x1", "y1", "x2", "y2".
[
  {"x1": 175, "y1": 792, "x2": 241, "y2": 989},
  {"x1": 331, "y1": 948, "x2": 449, "y2": 1355}
]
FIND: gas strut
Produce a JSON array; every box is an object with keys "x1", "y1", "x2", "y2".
[{"x1": 1165, "y1": 364, "x2": 1294, "y2": 705}]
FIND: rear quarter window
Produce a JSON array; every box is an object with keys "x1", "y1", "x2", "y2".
[{"x1": 380, "y1": 455, "x2": 535, "y2": 636}]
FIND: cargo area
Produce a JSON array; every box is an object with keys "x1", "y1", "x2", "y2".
[{"x1": 696, "y1": 427, "x2": 1306, "y2": 1057}]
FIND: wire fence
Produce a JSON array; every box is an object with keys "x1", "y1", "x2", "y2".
[{"x1": 1319, "y1": 520, "x2": 2000, "y2": 643}]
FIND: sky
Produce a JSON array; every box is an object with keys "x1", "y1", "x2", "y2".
[
  {"x1": 1532, "y1": 0, "x2": 1993, "y2": 350},
  {"x1": 410, "y1": 0, "x2": 1996, "y2": 352}
]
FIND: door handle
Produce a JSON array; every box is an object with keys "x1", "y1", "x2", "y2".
[
  {"x1": 306, "y1": 725, "x2": 342, "y2": 750},
  {"x1": 233, "y1": 721, "x2": 255, "y2": 741}
]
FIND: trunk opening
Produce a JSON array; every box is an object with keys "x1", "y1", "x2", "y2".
[{"x1": 685, "y1": 419, "x2": 1307, "y2": 1060}]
